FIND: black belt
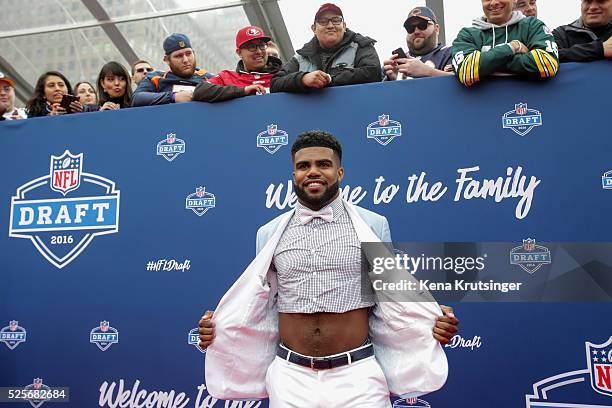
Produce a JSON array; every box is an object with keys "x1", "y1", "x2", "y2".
[{"x1": 276, "y1": 343, "x2": 374, "y2": 370}]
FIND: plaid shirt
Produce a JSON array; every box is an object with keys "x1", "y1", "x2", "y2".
[{"x1": 273, "y1": 196, "x2": 374, "y2": 313}]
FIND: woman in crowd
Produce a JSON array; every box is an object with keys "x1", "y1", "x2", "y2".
[
  {"x1": 74, "y1": 81, "x2": 98, "y2": 108},
  {"x1": 96, "y1": 61, "x2": 132, "y2": 110},
  {"x1": 25, "y1": 71, "x2": 83, "y2": 117}
]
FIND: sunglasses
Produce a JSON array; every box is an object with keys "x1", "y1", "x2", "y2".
[
  {"x1": 136, "y1": 67, "x2": 154, "y2": 73},
  {"x1": 406, "y1": 19, "x2": 434, "y2": 34}
]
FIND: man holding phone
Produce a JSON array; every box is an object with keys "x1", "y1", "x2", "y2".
[{"x1": 383, "y1": 6, "x2": 453, "y2": 80}]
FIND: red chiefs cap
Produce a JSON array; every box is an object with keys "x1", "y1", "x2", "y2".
[{"x1": 236, "y1": 26, "x2": 271, "y2": 49}]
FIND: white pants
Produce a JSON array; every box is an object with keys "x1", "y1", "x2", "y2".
[{"x1": 265, "y1": 355, "x2": 391, "y2": 408}]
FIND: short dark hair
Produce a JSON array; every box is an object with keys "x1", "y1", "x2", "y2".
[
  {"x1": 131, "y1": 59, "x2": 151, "y2": 75},
  {"x1": 291, "y1": 130, "x2": 342, "y2": 162}
]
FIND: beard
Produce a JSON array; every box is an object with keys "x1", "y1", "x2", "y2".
[
  {"x1": 408, "y1": 33, "x2": 438, "y2": 56},
  {"x1": 169, "y1": 58, "x2": 196, "y2": 78},
  {"x1": 294, "y1": 180, "x2": 340, "y2": 210}
]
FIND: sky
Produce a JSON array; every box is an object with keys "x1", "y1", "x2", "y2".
[{"x1": 279, "y1": 0, "x2": 579, "y2": 59}]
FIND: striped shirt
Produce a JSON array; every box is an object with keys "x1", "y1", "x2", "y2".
[{"x1": 273, "y1": 196, "x2": 374, "y2": 313}]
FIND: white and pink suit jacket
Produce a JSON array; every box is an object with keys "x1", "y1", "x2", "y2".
[{"x1": 205, "y1": 201, "x2": 448, "y2": 400}]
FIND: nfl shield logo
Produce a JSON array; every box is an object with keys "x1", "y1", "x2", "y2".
[
  {"x1": 90, "y1": 321, "x2": 119, "y2": 351},
  {"x1": 257, "y1": 124, "x2": 289, "y2": 155},
  {"x1": 366, "y1": 114, "x2": 402, "y2": 146},
  {"x1": 156, "y1": 132, "x2": 186, "y2": 162},
  {"x1": 24, "y1": 378, "x2": 51, "y2": 408},
  {"x1": 586, "y1": 336, "x2": 612, "y2": 397},
  {"x1": 1, "y1": 320, "x2": 27, "y2": 350},
  {"x1": 50, "y1": 150, "x2": 82, "y2": 196},
  {"x1": 186, "y1": 186, "x2": 216, "y2": 216},
  {"x1": 510, "y1": 238, "x2": 552, "y2": 274},
  {"x1": 392, "y1": 397, "x2": 431, "y2": 407},
  {"x1": 515, "y1": 103, "x2": 528, "y2": 115},
  {"x1": 502, "y1": 102, "x2": 542, "y2": 137}
]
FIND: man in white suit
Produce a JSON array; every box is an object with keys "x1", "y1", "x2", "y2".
[{"x1": 199, "y1": 130, "x2": 458, "y2": 407}]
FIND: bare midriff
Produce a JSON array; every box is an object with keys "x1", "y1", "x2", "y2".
[{"x1": 278, "y1": 307, "x2": 369, "y2": 357}]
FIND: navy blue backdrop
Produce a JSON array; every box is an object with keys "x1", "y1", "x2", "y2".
[{"x1": 1, "y1": 62, "x2": 611, "y2": 408}]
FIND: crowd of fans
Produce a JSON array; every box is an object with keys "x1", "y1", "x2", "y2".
[{"x1": 1, "y1": 0, "x2": 610, "y2": 121}]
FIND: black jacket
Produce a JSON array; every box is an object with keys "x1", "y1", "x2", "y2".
[
  {"x1": 271, "y1": 29, "x2": 382, "y2": 93},
  {"x1": 553, "y1": 19, "x2": 612, "y2": 62}
]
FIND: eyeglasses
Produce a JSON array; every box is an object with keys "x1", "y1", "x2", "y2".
[
  {"x1": 242, "y1": 42, "x2": 268, "y2": 52},
  {"x1": 316, "y1": 16, "x2": 344, "y2": 26},
  {"x1": 136, "y1": 67, "x2": 154, "y2": 73},
  {"x1": 406, "y1": 19, "x2": 434, "y2": 34}
]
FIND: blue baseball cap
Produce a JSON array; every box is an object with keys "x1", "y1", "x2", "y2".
[
  {"x1": 163, "y1": 33, "x2": 192, "y2": 55},
  {"x1": 404, "y1": 6, "x2": 438, "y2": 31}
]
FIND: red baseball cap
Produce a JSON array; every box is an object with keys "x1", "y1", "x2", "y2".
[
  {"x1": 315, "y1": 3, "x2": 343, "y2": 21},
  {"x1": 236, "y1": 26, "x2": 271, "y2": 49}
]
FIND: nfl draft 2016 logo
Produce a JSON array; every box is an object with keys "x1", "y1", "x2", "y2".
[
  {"x1": 502, "y1": 103, "x2": 542, "y2": 136},
  {"x1": 366, "y1": 114, "x2": 402, "y2": 146},
  {"x1": 510, "y1": 238, "x2": 551, "y2": 274},
  {"x1": 392, "y1": 397, "x2": 430, "y2": 407},
  {"x1": 257, "y1": 124, "x2": 289, "y2": 154},
  {"x1": 188, "y1": 328, "x2": 206, "y2": 353},
  {"x1": 587, "y1": 336, "x2": 612, "y2": 397},
  {"x1": 0, "y1": 320, "x2": 27, "y2": 350},
  {"x1": 186, "y1": 186, "x2": 216, "y2": 216},
  {"x1": 526, "y1": 336, "x2": 612, "y2": 406},
  {"x1": 8, "y1": 150, "x2": 120, "y2": 269},
  {"x1": 23, "y1": 378, "x2": 52, "y2": 408},
  {"x1": 602, "y1": 170, "x2": 612, "y2": 190},
  {"x1": 156, "y1": 132, "x2": 186, "y2": 162},
  {"x1": 90, "y1": 321, "x2": 119, "y2": 351}
]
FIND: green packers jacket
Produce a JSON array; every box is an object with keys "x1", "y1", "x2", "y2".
[{"x1": 451, "y1": 12, "x2": 559, "y2": 87}]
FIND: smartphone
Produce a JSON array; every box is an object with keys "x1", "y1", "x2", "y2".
[
  {"x1": 392, "y1": 47, "x2": 408, "y2": 59},
  {"x1": 60, "y1": 94, "x2": 79, "y2": 113}
]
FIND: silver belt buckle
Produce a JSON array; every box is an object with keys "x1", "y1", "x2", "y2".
[{"x1": 310, "y1": 358, "x2": 315, "y2": 369}]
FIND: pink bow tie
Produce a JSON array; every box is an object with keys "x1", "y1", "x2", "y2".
[{"x1": 299, "y1": 207, "x2": 334, "y2": 225}]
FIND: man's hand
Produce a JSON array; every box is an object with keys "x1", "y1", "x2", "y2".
[
  {"x1": 396, "y1": 56, "x2": 436, "y2": 78},
  {"x1": 383, "y1": 54, "x2": 399, "y2": 80},
  {"x1": 244, "y1": 84, "x2": 267, "y2": 95},
  {"x1": 198, "y1": 310, "x2": 215, "y2": 349},
  {"x1": 302, "y1": 70, "x2": 331, "y2": 89},
  {"x1": 433, "y1": 305, "x2": 459, "y2": 345},
  {"x1": 174, "y1": 90, "x2": 193, "y2": 103},
  {"x1": 510, "y1": 40, "x2": 529, "y2": 54},
  {"x1": 603, "y1": 37, "x2": 612, "y2": 58}
]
